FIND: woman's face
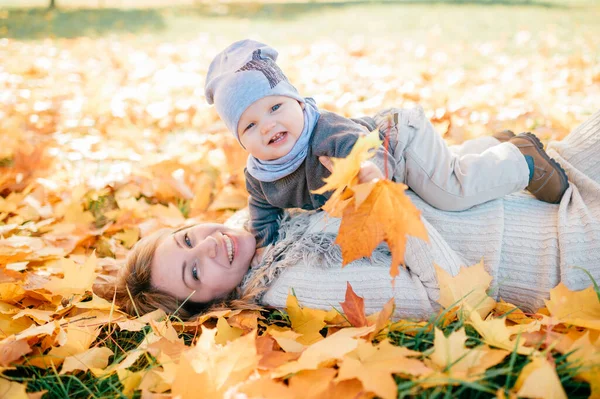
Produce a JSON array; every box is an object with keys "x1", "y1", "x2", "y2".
[{"x1": 151, "y1": 223, "x2": 256, "y2": 303}]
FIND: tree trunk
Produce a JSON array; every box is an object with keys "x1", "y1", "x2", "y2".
[{"x1": 49, "y1": 0, "x2": 56, "y2": 9}]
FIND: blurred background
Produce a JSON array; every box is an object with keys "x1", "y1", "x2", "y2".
[{"x1": 1, "y1": 0, "x2": 599, "y2": 225}]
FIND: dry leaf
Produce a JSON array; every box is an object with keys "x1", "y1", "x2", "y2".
[
  {"x1": 44, "y1": 253, "x2": 98, "y2": 297},
  {"x1": 61, "y1": 346, "x2": 113, "y2": 374},
  {"x1": 286, "y1": 293, "x2": 327, "y2": 345},
  {"x1": 336, "y1": 180, "x2": 428, "y2": 279},
  {"x1": 544, "y1": 283, "x2": 600, "y2": 330},
  {"x1": 337, "y1": 339, "x2": 429, "y2": 399},
  {"x1": 435, "y1": 260, "x2": 497, "y2": 318},
  {"x1": 514, "y1": 355, "x2": 567, "y2": 399},
  {"x1": 340, "y1": 282, "x2": 369, "y2": 328}
]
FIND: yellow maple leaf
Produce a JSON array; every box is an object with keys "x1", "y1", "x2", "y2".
[
  {"x1": 312, "y1": 129, "x2": 382, "y2": 196},
  {"x1": 272, "y1": 326, "x2": 373, "y2": 378},
  {"x1": 46, "y1": 325, "x2": 101, "y2": 367},
  {"x1": 468, "y1": 310, "x2": 534, "y2": 355},
  {"x1": 0, "y1": 338, "x2": 32, "y2": 367},
  {"x1": 426, "y1": 328, "x2": 508, "y2": 382},
  {"x1": 239, "y1": 376, "x2": 295, "y2": 399},
  {"x1": 60, "y1": 347, "x2": 113, "y2": 374},
  {"x1": 514, "y1": 355, "x2": 567, "y2": 399},
  {"x1": 113, "y1": 228, "x2": 140, "y2": 249},
  {"x1": 564, "y1": 332, "x2": 600, "y2": 398},
  {"x1": 266, "y1": 325, "x2": 305, "y2": 353},
  {"x1": 435, "y1": 260, "x2": 497, "y2": 318},
  {"x1": 43, "y1": 253, "x2": 98, "y2": 297},
  {"x1": 286, "y1": 293, "x2": 327, "y2": 345},
  {"x1": 215, "y1": 316, "x2": 243, "y2": 345},
  {"x1": 337, "y1": 339, "x2": 430, "y2": 399},
  {"x1": 336, "y1": 180, "x2": 428, "y2": 278},
  {"x1": 0, "y1": 378, "x2": 28, "y2": 399},
  {"x1": 288, "y1": 368, "x2": 338, "y2": 399},
  {"x1": 544, "y1": 282, "x2": 600, "y2": 330},
  {"x1": 172, "y1": 326, "x2": 258, "y2": 399}
]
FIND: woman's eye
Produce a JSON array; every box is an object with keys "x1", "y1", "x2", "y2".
[
  {"x1": 271, "y1": 104, "x2": 281, "y2": 112},
  {"x1": 184, "y1": 232, "x2": 192, "y2": 248},
  {"x1": 191, "y1": 264, "x2": 199, "y2": 281}
]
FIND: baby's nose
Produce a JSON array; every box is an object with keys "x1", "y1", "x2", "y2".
[{"x1": 261, "y1": 120, "x2": 276, "y2": 134}]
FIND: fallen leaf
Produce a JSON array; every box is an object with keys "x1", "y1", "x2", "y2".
[
  {"x1": 0, "y1": 378, "x2": 28, "y2": 399},
  {"x1": 514, "y1": 355, "x2": 567, "y2": 399},
  {"x1": 273, "y1": 326, "x2": 374, "y2": 378},
  {"x1": 545, "y1": 283, "x2": 600, "y2": 330},
  {"x1": 427, "y1": 328, "x2": 508, "y2": 381},
  {"x1": 435, "y1": 260, "x2": 496, "y2": 318},
  {"x1": 340, "y1": 282, "x2": 369, "y2": 328},
  {"x1": 337, "y1": 339, "x2": 430, "y2": 399},
  {"x1": 44, "y1": 253, "x2": 98, "y2": 297},
  {"x1": 0, "y1": 338, "x2": 32, "y2": 367},
  {"x1": 468, "y1": 310, "x2": 534, "y2": 355},
  {"x1": 286, "y1": 293, "x2": 327, "y2": 345},
  {"x1": 172, "y1": 327, "x2": 258, "y2": 398},
  {"x1": 215, "y1": 316, "x2": 244, "y2": 345},
  {"x1": 60, "y1": 346, "x2": 113, "y2": 374}
]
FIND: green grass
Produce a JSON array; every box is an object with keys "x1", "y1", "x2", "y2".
[{"x1": 1, "y1": 0, "x2": 599, "y2": 48}]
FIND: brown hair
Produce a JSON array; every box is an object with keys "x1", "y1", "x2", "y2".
[{"x1": 111, "y1": 226, "x2": 260, "y2": 321}]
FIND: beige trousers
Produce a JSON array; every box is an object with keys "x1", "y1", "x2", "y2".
[{"x1": 377, "y1": 106, "x2": 531, "y2": 211}]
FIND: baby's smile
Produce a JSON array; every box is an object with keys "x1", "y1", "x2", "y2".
[{"x1": 268, "y1": 131, "x2": 288, "y2": 145}]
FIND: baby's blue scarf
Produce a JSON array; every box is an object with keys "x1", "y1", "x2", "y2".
[{"x1": 246, "y1": 98, "x2": 320, "y2": 182}]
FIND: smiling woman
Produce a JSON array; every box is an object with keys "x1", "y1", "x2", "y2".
[
  {"x1": 114, "y1": 109, "x2": 600, "y2": 322},
  {"x1": 150, "y1": 223, "x2": 255, "y2": 304},
  {"x1": 112, "y1": 223, "x2": 259, "y2": 319}
]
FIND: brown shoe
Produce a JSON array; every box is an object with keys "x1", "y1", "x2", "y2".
[
  {"x1": 508, "y1": 132, "x2": 569, "y2": 204},
  {"x1": 493, "y1": 129, "x2": 516, "y2": 143}
]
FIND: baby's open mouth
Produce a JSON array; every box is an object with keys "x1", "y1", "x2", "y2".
[{"x1": 269, "y1": 131, "x2": 287, "y2": 145}]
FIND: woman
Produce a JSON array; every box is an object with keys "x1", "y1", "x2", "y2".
[{"x1": 113, "y1": 109, "x2": 600, "y2": 320}]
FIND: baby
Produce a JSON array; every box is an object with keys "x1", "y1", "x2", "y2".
[{"x1": 205, "y1": 39, "x2": 569, "y2": 250}]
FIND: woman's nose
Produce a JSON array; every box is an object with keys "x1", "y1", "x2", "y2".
[{"x1": 197, "y1": 236, "x2": 217, "y2": 258}]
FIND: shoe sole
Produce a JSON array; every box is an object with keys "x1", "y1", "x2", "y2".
[{"x1": 519, "y1": 132, "x2": 569, "y2": 204}]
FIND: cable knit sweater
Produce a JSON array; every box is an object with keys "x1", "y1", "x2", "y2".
[{"x1": 240, "y1": 110, "x2": 600, "y2": 319}]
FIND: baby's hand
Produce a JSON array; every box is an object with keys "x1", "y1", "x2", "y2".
[
  {"x1": 358, "y1": 161, "x2": 384, "y2": 183},
  {"x1": 251, "y1": 246, "x2": 267, "y2": 268}
]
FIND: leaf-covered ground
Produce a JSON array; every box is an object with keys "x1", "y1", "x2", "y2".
[{"x1": 0, "y1": 2, "x2": 600, "y2": 398}]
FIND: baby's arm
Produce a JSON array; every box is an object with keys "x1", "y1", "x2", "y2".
[
  {"x1": 315, "y1": 116, "x2": 397, "y2": 182},
  {"x1": 246, "y1": 174, "x2": 284, "y2": 249}
]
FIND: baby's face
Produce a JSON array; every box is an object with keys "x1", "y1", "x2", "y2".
[{"x1": 237, "y1": 95, "x2": 305, "y2": 161}]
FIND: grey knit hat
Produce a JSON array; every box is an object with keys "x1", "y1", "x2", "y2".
[{"x1": 204, "y1": 39, "x2": 304, "y2": 140}]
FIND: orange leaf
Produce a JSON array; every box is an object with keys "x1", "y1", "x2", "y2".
[
  {"x1": 336, "y1": 180, "x2": 428, "y2": 279},
  {"x1": 340, "y1": 282, "x2": 368, "y2": 328}
]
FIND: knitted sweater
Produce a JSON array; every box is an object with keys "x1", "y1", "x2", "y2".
[
  {"x1": 241, "y1": 110, "x2": 600, "y2": 319},
  {"x1": 245, "y1": 110, "x2": 395, "y2": 248}
]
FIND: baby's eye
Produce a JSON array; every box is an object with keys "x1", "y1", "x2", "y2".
[
  {"x1": 191, "y1": 264, "x2": 199, "y2": 281},
  {"x1": 244, "y1": 122, "x2": 255, "y2": 132},
  {"x1": 184, "y1": 232, "x2": 192, "y2": 248},
  {"x1": 271, "y1": 104, "x2": 281, "y2": 112}
]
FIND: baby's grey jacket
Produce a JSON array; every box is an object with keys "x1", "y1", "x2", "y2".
[{"x1": 245, "y1": 110, "x2": 397, "y2": 248}]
